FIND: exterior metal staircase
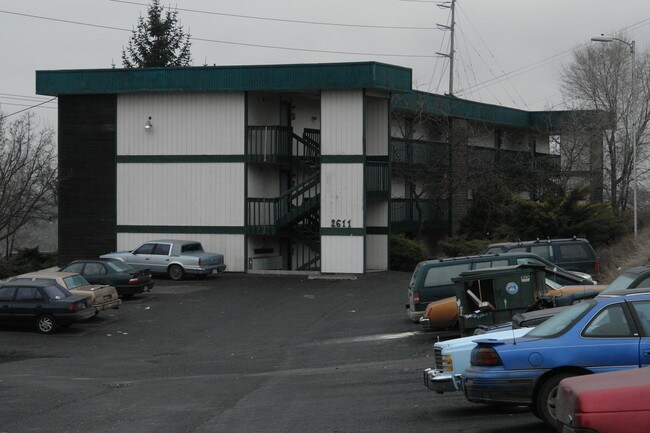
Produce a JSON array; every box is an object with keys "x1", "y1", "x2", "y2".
[{"x1": 247, "y1": 126, "x2": 321, "y2": 270}]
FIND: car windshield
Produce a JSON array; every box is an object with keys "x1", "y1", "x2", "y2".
[
  {"x1": 62, "y1": 275, "x2": 90, "y2": 289},
  {"x1": 43, "y1": 284, "x2": 73, "y2": 300},
  {"x1": 600, "y1": 274, "x2": 636, "y2": 294},
  {"x1": 526, "y1": 300, "x2": 594, "y2": 338},
  {"x1": 105, "y1": 260, "x2": 133, "y2": 272}
]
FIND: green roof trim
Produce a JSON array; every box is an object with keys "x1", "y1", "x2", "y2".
[
  {"x1": 36, "y1": 62, "x2": 412, "y2": 96},
  {"x1": 392, "y1": 90, "x2": 609, "y2": 130}
]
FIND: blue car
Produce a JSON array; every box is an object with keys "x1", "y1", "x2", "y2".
[{"x1": 462, "y1": 290, "x2": 650, "y2": 427}]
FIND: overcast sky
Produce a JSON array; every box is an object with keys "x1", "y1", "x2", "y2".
[{"x1": 1, "y1": 0, "x2": 649, "y2": 130}]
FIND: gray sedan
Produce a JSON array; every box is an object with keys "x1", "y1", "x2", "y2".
[{"x1": 101, "y1": 239, "x2": 226, "y2": 281}]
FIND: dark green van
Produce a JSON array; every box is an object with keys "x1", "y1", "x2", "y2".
[{"x1": 405, "y1": 252, "x2": 595, "y2": 322}]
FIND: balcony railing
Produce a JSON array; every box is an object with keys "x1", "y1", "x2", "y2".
[
  {"x1": 247, "y1": 126, "x2": 293, "y2": 163},
  {"x1": 366, "y1": 161, "x2": 389, "y2": 199},
  {"x1": 391, "y1": 198, "x2": 449, "y2": 231},
  {"x1": 467, "y1": 147, "x2": 561, "y2": 175},
  {"x1": 392, "y1": 139, "x2": 449, "y2": 166}
]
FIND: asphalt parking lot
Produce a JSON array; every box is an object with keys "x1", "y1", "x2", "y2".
[{"x1": 0, "y1": 271, "x2": 553, "y2": 433}]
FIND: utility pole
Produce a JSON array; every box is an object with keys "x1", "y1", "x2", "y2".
[{"x1": 436, "y1": 0, "x2": 456, "y2": 96}]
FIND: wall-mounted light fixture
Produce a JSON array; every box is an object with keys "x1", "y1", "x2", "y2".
[{"x1": 144, "y1": 116, "x2": 152, "y2": 130}]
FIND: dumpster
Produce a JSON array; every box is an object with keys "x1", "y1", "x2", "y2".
[{"x1": 453, "y1": 264, "x2": 546, "y2": 335}]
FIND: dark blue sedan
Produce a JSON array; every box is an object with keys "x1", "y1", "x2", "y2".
[
  {"x1": 61, "y1": 258, "x2": 154, "y2": 298},
  {"x1": 0, "y1": 281, "x2": 94, "y2": 334},
  {"x1": 462, "y1": 290, "x2": 650, "y2": 427}
]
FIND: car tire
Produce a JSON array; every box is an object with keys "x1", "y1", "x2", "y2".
[
  {"x1": 36, "y1": 315, "x2": 58, "y2": 334},
  {"x1": 168, "y1": 264, "x2": 184, "y2": 281},
  {"x1": 535, "y1": 372, "x2": 577, "y2": 427}
]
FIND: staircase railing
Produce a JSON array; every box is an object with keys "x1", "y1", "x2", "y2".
[
  {"x1": 247, "y1": 172, "x2": 320, "y2": 232},
  {"x1": 246, "y1": 126, "x2": 322, "y2": 269}
]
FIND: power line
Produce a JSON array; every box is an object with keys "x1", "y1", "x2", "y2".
[
  {"x1": 455, "y1": 4, "x2": 528, "y2": 109},
  {"x1": 191, "y1": 36, "x2": 435, "y2": 58},
  {"x1": 0, "y1": 94, "x2": 58, "y2": 104},
  {"x1": 109, "y1": 0, "x2": 436, "y2": 30},
  {"x1": 0, "y1": 101, "x2": 57, "y2": 109},
  {"x1": 457, "y1": 15, "x2": 650, "y2": 96},
  {"x1": 0, "y1": 98, "x2": 58, "y2": 120},
  {"x1": 0, "y1": 9, "x2": 436, "y2": 58},
  {"x1": 0, "y1": 9, "x2": 130, "y2": 32},
  {"x1": 0, "y1": 92, "x2": 57, "y2": 102},
  {"x1": 427, "y1": 5, "x2": 452, "y2": 93}
]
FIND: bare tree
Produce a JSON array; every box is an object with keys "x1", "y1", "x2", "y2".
[
  {"x1": 391, "y1": 95, "x2": 497, "y2": 235},
  {"x1": 560, "y1": 34, "x2": 650, "y2": 213},
  {"x1": 0, "y1": 112, "x2": 57, "y2": 257}
]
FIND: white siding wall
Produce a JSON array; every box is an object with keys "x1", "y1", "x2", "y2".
[
  {"x1": 321, "y1": 236, "x2": 364, "y2": 273},
  {"x1": 320, "y1": 89, "x2": 365, "y2": 273},
  {"x1": 366, "y1": 235, "x2": 388, "y2": 271},
  {"x1": 117, "y1": 163, "x2": 245, "y2": 226},
  {"x1": 320, "y1": 164, "x2": 364, "y2": 228},
  {"x1": 117, "y1": 233, "x2": 245, "y2": 272},
  {"x1": 321, "y1": 90, "x2": 363, "y2": 155},
  {"x1": 117, "y1": 93, "x2": 245, "y2": 155},
  {"x1": 365, "y1": 96, "x2": 389, "y2": 156}
]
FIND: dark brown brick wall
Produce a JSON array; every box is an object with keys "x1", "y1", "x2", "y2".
[{"x1": 58, "y1": 95, "x2": 117, "y2": 265}]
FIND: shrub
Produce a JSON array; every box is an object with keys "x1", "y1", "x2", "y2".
[
  {"x1": 438, "y1": 237, "x2": 491, "y2": 257},
  {"x1": 0, "y1": 247, "x2": 57, "y2": 279},
  {"x1": 390, "y1": 235, "x2": 429, "y2": 271}
]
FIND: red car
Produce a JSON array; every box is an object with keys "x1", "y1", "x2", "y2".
[{"x1": 556, "y1": 367, "x2": 650, "y2": 433}]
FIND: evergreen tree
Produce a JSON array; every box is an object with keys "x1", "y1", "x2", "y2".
[{"x1": 122, "y1": 0, "x2": 192, "y2": 68}]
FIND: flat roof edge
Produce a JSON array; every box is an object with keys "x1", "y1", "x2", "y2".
[{"x1": 36, "y1": 62, "x2": 413, "y2": 96}]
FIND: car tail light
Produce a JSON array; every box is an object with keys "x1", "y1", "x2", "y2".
[
  {"x1": 594, "y1": 259, "x2": 600, "y2": 275},
  {"x1": 471, "y1": 346, "x2": 503, "y2": 366},
  {"x1": 413, "y1": 291, "x2": 420, "y2": 304},
  {"x1": 68, "y1": 304, "x2": 78, "y2": 312},
  {"x1": 198, "y1": 258, "x2": 202, "y2": 266},
  {"x1": 128, "y1": 278, "x2": 139, "y2": 285}
]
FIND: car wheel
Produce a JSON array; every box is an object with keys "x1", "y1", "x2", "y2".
[
  {"x1": 535, "y1": 373, "x2": 577, "y2": 427},
  {"x1": 168, "y1": 264, "x2": 184, "y2": 281},
  {"x1": 36, "y1": 315, "x2": 58, "y2": 334}
]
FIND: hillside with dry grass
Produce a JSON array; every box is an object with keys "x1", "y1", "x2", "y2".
[{"x1": 596, "y1": 225, "x2": 650, "y2": 283}]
